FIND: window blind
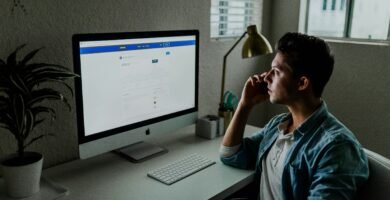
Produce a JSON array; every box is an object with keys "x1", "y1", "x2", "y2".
[{"x1": 211, "y1": 0, "x2": 261, "y2": 38}]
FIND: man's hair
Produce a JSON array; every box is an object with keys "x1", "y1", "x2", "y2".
[{"x1": 276, "y1": 32, "x2": 334, "y2": 97}]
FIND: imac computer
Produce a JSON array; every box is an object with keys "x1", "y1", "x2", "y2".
[{"x1": 72, "y1": 30, "x2": 199, "y2": 161}]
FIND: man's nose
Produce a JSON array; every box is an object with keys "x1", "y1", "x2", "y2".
[{"x1": 264, "y1": 70, "x2": 271, "y2": 83}]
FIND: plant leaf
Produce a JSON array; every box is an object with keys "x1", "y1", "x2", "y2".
[
  {"x1": 29, "y1": 69, "x2": 78, "y2": 79},
  {"x1": 0, "y1": 77, "x2": 11, "y2": 88},
  {"x1": 28, "y1": 89, "x2": 72, "y2": 110},
  {"x1": 59, "y1": 81, "x2": 74, "y2": 97},
  {"x1": 1, "y1": 45, "x2": 79, "y2": 150},
  {"x1": 0, "y1": 86, "x2": 10, "y2": 93},
  {"x1": 31, "y1": 106, "x2": 56, "y2": 120},
  {"x1": 32, "y1": 79, "x2": 75, "y2": 97},
  {"x1": 26, "y1": 72, "x2": 78, "y2": 89},
  {"x1": 0, "y1": 114, "x2": 11, "y2": 126},
  {"x1": 23, "y1": 109, "x2": 34, "y2": 140},
  {"x1": 28, "y1": 63, "x2": 70, "y2": 72},
  {"x1": 0, "y1": 122, "x2": 10, "y2": 130},
  {"x1": 6, "y1": 44, "x2": 26, "y2": 66},
  {"x1": 33, "y1": 119, "x2": 45, "y2": 128},
  {"x1": 12, "y1": 94, "x2": 25, "y2": 135},
  {"x1": 23, "y1": 133, "x2": 55, "y2": 149},
  {"x1": 19, "y1": 48, "x2": 43, "y2": 66},
  {"x1": 0, "y1": 112, "x2": 19, "y2": 138},
  {"x1": 0, "y1": 95, "x2": 10, "y2": 105},
  {"x1": 10, "y1": 73, "x2": 29, "y2": 94}
]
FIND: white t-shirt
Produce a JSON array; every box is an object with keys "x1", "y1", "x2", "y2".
[
  {"x1": 219, "y1": 119, "x2": 295, "y2": 199},
  {"x1": 260, "y1": 120, "x2": 294, "y2": 200}
]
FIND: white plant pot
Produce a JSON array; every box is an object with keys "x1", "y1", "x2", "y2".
[{"x1": 1, "y1": 152, "x2": 43, "y2": 198}]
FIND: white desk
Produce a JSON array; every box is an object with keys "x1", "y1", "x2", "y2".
[{"x1": 44, "y1": 125, "x2": 260, "y2": 200}]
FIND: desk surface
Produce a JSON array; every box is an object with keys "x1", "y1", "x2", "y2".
[{"x1": 44, "y1": 125, "x2": 260, "y2": 200}]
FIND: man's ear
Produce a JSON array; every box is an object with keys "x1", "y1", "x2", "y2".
[{"x1": 297, "y1": 76, "x2": 310, "y2": 91}]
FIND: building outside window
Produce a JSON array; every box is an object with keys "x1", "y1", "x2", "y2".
[{"x1": 300, "y1": 0, "x2": 390, "y2": 41}]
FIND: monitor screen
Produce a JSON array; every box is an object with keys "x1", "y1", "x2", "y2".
[{"x1": 73, "y1": 30, "x2": 199, "y2": 159}]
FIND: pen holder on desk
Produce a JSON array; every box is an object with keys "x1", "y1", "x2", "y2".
[{"x1": 195, "y1": 115, "x2": 224, "y2": 139}]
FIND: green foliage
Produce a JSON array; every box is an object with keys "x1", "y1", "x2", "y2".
[{"x1": 0, "y1": 44, "x2": 79, "y2": 158}]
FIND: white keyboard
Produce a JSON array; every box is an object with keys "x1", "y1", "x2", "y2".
[{"x1": 147, "y1": 154, "x2": 216, "y2": 185}]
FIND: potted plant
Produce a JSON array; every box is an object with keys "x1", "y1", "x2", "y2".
[{"x1": 0, "y1": 44, "x2": 79, "y2": 198}]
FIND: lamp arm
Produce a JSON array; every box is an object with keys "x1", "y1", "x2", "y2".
[{"x1": 220, "y1": 31, "x2": 248, "y2": 108}]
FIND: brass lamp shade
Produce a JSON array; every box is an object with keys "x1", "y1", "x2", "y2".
[
  {"x1": 242, "y1": 25, "x2": 273, "y2": 58},
  {"x1": 219, "y1": 25, "x2": 273, "y2": 108}
]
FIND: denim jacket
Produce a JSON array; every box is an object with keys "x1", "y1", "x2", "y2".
[{"x1": 221, "y1": 102, "x2": 369, "y2": 200}]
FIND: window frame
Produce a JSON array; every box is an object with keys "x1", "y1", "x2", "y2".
[{"x1": 299, "y1": 0, "x2": 390, "y2": 44}]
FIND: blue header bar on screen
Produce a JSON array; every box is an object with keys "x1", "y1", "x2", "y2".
[{"x1": 80, "y1": 40, "x2": 196, "y2": 54}]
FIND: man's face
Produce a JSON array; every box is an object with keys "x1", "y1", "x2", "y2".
[{"x1": 264, "y1": 52, "x2": 299, "y2": 104}]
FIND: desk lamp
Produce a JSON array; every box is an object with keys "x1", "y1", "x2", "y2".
[{"x1": 219, "y1": 25, "x2": 273, "y2": 131}]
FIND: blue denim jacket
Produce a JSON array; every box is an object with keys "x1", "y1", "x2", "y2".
[{"x1": 221, "y1": 102, "x2": 369, "y2": 200}]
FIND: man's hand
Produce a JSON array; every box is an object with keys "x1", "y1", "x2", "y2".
[
  {"x1": 222, "y1": 72, "x2": 269, "y2": 147},
  {"x1": 240, "y1": 72, "x2": 270, "y2": 109}
]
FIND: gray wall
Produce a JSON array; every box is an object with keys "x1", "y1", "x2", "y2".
[
  {"x1": 262, "y1": 0, "x2": 390, "y2": 157},
  {"x1": 0, "y1": 0, "x2": 264, "y2": 167},
  {"x1": 1, "y1": 0, "x2": 388, "y2": 169}
]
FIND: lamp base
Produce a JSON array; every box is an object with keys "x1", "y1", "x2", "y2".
[{"x1": 218, "y1": 109, "x2": 233, "y2": 133}]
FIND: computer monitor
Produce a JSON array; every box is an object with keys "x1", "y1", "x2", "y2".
[{"x1": 72, "y1": 30, "x2": 199, "y2": 161}]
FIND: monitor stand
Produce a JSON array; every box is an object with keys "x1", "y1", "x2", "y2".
[{"x1": 114, "y1": 141, "x2": 168, "y2": 163}]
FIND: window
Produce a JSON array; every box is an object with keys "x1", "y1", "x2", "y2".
[
  {"x1": 211, "y1": 0, "x2": 261, "y2": 38},
  {"x1": 300, "y1": 0, "x2": 390, "y2": 41}
]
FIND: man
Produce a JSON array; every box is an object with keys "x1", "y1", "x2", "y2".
[{"x1": 220, "y1": 32, "x2": 369, "y2": 199}]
